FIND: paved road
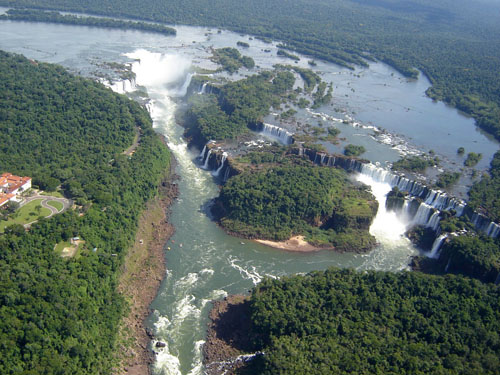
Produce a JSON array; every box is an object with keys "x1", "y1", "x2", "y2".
[{"x1": 20, "y1": 194, "x2": 73, "y2": 227}]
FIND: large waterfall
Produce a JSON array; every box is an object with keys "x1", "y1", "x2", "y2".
[
  {"x1": 357, "y1": 163, "x2": 498, "y2": 238},
  {"x1": 260, "y1": 123, "x2": 294, "y2": 145}
]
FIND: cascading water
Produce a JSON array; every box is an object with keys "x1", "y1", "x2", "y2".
[
  {"x1": 260, "y1": 123, "x2": 293, "y2": 145},
  {"x1": 358, "y1": 163, "x2": 497, "y2": 238},
  {"x1": 429, "y1": 234, "x2": 447, "y2": 259},
  {"x1": 198, "y1": 145, "x2": 207, "y2": 159},
  {"x1": 355, "y1": 173, "x2": 416, "y2": 268},
  {"x1": 202, "y1": 150, "x2": 212, "y2": 170},
  {"x1": 212, "y1": 152, "x2": 227, "y2": 177},
  {"x1": 122, "y1": 48, "x2": 420, "y2": 375}
]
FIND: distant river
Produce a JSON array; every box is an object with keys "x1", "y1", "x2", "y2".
[{"x1": 1, "y1": 13, "x2": 498, "y2": 374}]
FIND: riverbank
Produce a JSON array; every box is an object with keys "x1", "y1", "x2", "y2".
[
  {"x1": 114, "y1": 166, "x2": 178, "y2": 375},
  {"x1": 255, "y1": 235, "x2": 328, "y2": 252},
  {"x1": 204, "y1": 295, "x2": 255, "y2": 375}
]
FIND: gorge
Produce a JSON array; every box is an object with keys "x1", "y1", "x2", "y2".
[{"x1": 0, "y1": 11, "x2": 499, "y2": 375}]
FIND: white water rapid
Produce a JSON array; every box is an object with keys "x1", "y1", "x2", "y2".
[
  {"x1": 120, "y1": 48, "x2": 418, "y2": 375},
  {"x1": 356, "y1": 173, "x2": 410, "y2": 246}
]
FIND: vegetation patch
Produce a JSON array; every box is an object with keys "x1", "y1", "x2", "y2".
[
  {"x1": 0, "y1": 9, "x2": 176, "y2": 35},
  {"x1": 468, "y1": 151, "x2": 500, "y2": 222},
  {"x1": 211, "y1": 47, "x2": 255, "y2": 73},
  {"x1": 435, "y1": 171, "x2": 460, "y2": 188},
  {"x1": 214, "y1": 164, "x2": 377, "y2": 251},
  {"x1": 242, "y1": 268, "x2": 500, "y2": 375},
  {"x1": 47, "y1": 200, "x2": 64, "y2": 211},
  {"x1": 40, "y1": 190, "x2": 65, "y2": 198},
  {"x1": 464, "y1": 152, "x2": 482, "y2": 167},
  {"x1": 184, "y1": 70, "x2": 295, "y2": 144},
  {"x1": 0, "y1": 199, "x2": 51, "y2": 232},
  {"x1": 392, "y1": 155, "x2": 437, "y2": 172},
  {"x1": 343, "y1": 144, "x2": 366, "y2": 157}
]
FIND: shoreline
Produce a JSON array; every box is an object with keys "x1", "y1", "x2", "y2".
[
  {"x1": 114, "y1": 163, "x2": 178, "y2": 375},
  {"x1": 204, "y1": 295, "x2": 254, "y2": 375},
  {"x1": 254, "y1": 235, "x2": 330, "y2": 252}
]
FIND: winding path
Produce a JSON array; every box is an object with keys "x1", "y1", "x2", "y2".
[{"x1": 20, "y1": 194, "x2": 73, "y2": 227}]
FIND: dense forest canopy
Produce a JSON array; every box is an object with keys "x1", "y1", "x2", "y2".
[
  {"x1": 0, "y1": 8, "x2": 176, "y2": 35},
  {"x1": 2, "y1": 0, "x2": 500, "y2": 140},
  {"x1": 246, "y1": 268, "x2": 500, "y2": 375},
  {"x1": 184, "y1": 70, "x2": 295, "y2": 145},
  {"x1": 245, "y1": 269, "x2": 500, "y2": 375},
  {"x1": 0, "y1": 51, "x2": 170, "y2": 374},
  {"x1": 469, "y1": 151, "x2": 500, "y2": 221},
  {"x1": 215, "y1": 163, "x2": 377, "y2": 251}
]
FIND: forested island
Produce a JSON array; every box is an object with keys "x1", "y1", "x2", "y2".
[
  {"x1": 0, "y1": 51, "x2": 172, "y2": 373},
  {"x1": 214, "y1": 162, "x2": 377, "y2": 252},
  {"x1": 1, "y1": 1, "x2": 499, "y2": 374},
  {"x1": 0, "y1": 9, "x2": 176, "y2": 35}
]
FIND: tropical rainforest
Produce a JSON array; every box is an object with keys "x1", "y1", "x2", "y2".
[
  {"x1": 1, "y1": 1, "x2": 500, "y2": 374},
  {"x1": 215, "y1": 162, "x2": 377, "y2": 251},
  {"x1": 0, "y1": 51, "x2": 170, "y2": 374},
  {"x1": 2, "y1": 0, "x2": 499, "y2": 142},
  {"x1": 0, "y1": 9, "x2": 176, "y2": 35},
  {"x1": 244, "y1": 268, "x2": 500, "y2": 374}
]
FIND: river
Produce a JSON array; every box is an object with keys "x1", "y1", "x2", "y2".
[{"x1": 1, "y1": 14, "x2": 498, "y2": 374}]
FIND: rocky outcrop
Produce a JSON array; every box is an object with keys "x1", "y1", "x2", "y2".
[
  {"x1": 204, "y1": 295, "x2": 257, "y2": 375},
  {"x1": 199, "y1": 142, "x2": 241, "y2": 182}
]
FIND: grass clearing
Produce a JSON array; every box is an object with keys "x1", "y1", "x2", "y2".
[
  {"x1": 0, "y1": 199, "x2": 51, "y2": 232},
  {"x1": 47, "y1": 200, "x2": 64, "y2": 211},
  {"x1": 41, "y1": 190, "x2": 65, "y2": 198},
  {"x1": 54, "y1": 241, "x2": 72, "y2": 254},
  {"x1": 54, "y1": 239, "x2": 83, "y2": 258}
]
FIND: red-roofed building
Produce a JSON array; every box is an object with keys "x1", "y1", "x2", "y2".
[{"x1": 0, "y1": 173, "x2": 32, "y2": 207}]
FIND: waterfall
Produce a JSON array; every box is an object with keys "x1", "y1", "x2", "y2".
[
  {"x1": 213, "y1": 152, "x2": 228, "y2": 177},
  {"x1": 199, "y1": 82, "x2": 207, "y2": 94},
  {"x1": 199, "y1": 145, "x2": 207, "y2": 159},
  {"x1": 358, "y1": 162, "x2": 498, "y2": 238},
  {"x1": 223, "y1": 166, "x2": 231, "y2": 182},
  {"x1": 260, "y1": 123, "x2": 293, "y2": 145},
  {"x1": 427, "y1": 211, "x2": 441, "y2": 231},
  {"x1": 486, "y1": 222, "x2": 500, "y2": 238},
  {"x1": 355, "y1": 173, "x2": 408, "y2": 244},
  {"x1": 444, "y1": 258, "x2": 452, "y2": 272},
  {"x1": 202, "y1": 149, "x2": 212, "y2": 169},
  {"x1": 174, "y1": 72, "x2": 193, "y2": 97},
  {"x1": 411, "y1": 203, "x2": 434, "y2": 227},
  {"x1": 429, "y1": 234, "x2": 447, "y2": 259},
  {"x1": 103, "y1": 78, "x2": 137, "y2": 94}
]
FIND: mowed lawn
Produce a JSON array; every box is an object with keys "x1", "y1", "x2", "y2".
[
  {"x1": 47, "y1": 200, "x2": 64, "y2": 211},
  {"x1": 0, "y1": 199, "x2": 51, "y2": 232},
  {"x1": 41, "y1": 190, "x2": 65, "y2": 198}
]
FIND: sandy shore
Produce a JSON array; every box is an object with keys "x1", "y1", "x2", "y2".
[
  {"x1": 114, "y1": 170, "x2": 178, "y2": 375},
  {"x1": 255, "y1": 235, "x2": 329, "y2": 252}
]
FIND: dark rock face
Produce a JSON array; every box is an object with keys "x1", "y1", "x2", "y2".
[{"x1": 204, "y1": 295, "x2": 256, "y2": 375}]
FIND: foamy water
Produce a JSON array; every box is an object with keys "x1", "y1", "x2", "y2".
[{"x1": 113, "y1": 48, "x2": 419, "y2": 374}]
